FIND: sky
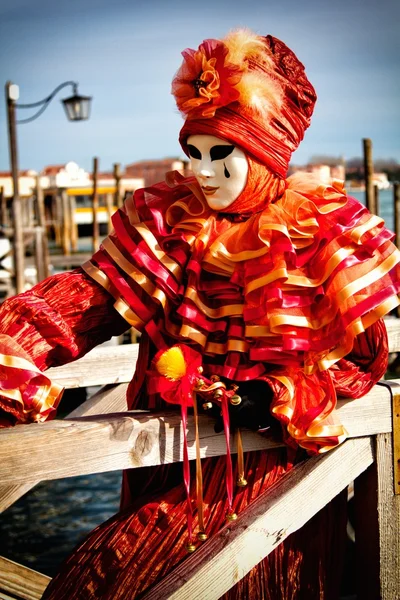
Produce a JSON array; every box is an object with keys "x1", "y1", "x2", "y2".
[{"x1": 0, "y1": 0, "x2": 399, "y2": 174}]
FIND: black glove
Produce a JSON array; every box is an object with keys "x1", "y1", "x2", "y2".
[{"x1": 212, "y1": 379, "x2": 274, "y2": 433}]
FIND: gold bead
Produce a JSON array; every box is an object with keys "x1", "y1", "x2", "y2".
[
  {"x1": 195, "y1": 378, "x2": 205, "y2": 390},
  {"x1": 197, "y1": 532, "x2": 208, "y2": 541},
  {"x1": 197, "y1": 366, "x2": 203, "y2": 374},
  {"x1": 186, "y1": 543, "x2": 197, "y2": 553},
  {"x1": 213, "y1": 389, "x2": 224, "y2": 399},
  {"x1": 202, "y1": 402, "x2": 213, "y2": 410},
  {"x1": 230, "y1": 394, "x2": 242, "y2": 406},
  {"x1": 237, "y1": 476, "x2": 248, "y2": 487},
  {"x1": 210, "y1": 375, "x2": 220, "y2": 382},
  {"x1": 226, "y1": 512, "x2": 238, "y2": 522}
]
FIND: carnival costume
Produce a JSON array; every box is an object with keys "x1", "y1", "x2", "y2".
[{"x1": 1, "y1": 30, "x2": 399, "y2": 599}]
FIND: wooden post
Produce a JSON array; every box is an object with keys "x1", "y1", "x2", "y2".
[
  {"x1": 354, "y1": 431, "x2": 400, "y2": 599},
  {"x1": 394, "y1": 183, "x2": 400, "y2": 250},
  {"x1": 69, "y1": 195, "x2": 79, "y2": 252},
  {"x1": 113, "y1": 162, "x2": 122, "y2": 208},
  {"x1": 0, "y1": 186, "x2": 7, "y2": 227},
  {"x1": 5, "y1": 81, "x2": 25, "y2": 293},
  {"x1": 363, "y1": 138, "x2": 376, "y2": 214},
  {"x1": 53, "y1": 192, "x2": 62, "y2": 247},
  {"x1": 105, "y1": 192, "x2": 113, "y2": 232},
  {"x1": 374, "y1": 185, "x2": 380, "y2": 217},
  {"x1": 34, "y1": 226, "x2": 45, "y2": 283},
  {"x1": 92, "y1": 157, "x2": 99, "y2": 251},
  {"x1": 35, "y1": 176, "x2": 50, "y2": 279},
  {"x1": 61, "y1": 189, "x2": 71, "y2": 256}
]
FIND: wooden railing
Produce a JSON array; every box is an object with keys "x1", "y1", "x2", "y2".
[{"x1": 1, "y1": 320, "x2": 400, "y2": 599}]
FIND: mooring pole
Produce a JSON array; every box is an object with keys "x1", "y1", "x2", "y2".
[
  {"x1": 394, "y1": 183, "x2": 400, "y2": 250},
  {"x1": 113, "y1": 163, "x2": 122, "y2": 209},
  {"x1": 5, "y1": 82, "x2": 25, "y2": 293},
  {"x1": 92, "y1": 157, "x2": 99, "y2": 251},
  {"x1": 363, "y1": 138, "x2": 376, "y2": 214},
  {"x1": 35, "y1": 175, "x2": 50, "y2": 279}
]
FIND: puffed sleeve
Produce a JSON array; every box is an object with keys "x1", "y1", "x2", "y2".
[
  {"x1": 0, "y1": 268, "x2": 129, "y2": 427},
  {"x1": 330, "y1": 318, "x2": 388, "y2": 397}
]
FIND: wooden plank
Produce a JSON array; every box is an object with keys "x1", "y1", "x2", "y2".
[
  {"x1": 142, "y1": 437, "x2": 374, "y2": 600},
  {"x1": 46, "y1": 344, "x2": 139, "y2": 388},
  {"x1": 0, "y1": 482, "x2": 38, "y2": 514},
  {"x1": 376, "y1": 432, "x2": 400, "y2": 598},
  {"x1": 0, "y1": 411, "x2": 283, "y2": 484},
  {"x1": 354, "y1": 433, "x2": 400, "y2": 600},
  {"x1": 0, "y1": 384, "x2": 129, "y2": 512},
  {"x1": 0, "y1": 381, "x2": 396, "y2": 485},
  {"x1": 391, "y1": 385, "x2": 400, "y2": 494},
  {"x1": 336, "y1": 382, "x2": 393, "y2": 438},
  {"x1": 68, "y1": 382, "x2": 128, "y2": 416},
  {"x1": 385, "y1": 318, "x2": 400, "y2": 353},
  {"x1": 0, "y1": 556, "x2": 50, "y2": 600}
]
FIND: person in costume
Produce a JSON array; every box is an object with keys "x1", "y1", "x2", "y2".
[{"x1": 1, "y1": 29, "x2": 399, "y2": 599}]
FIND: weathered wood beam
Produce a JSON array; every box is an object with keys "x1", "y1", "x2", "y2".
[
  {"x1": 354, "y1": 433, "x2": 400, "y2": 600},
  {"x1": 0, "y1": 556, "x2": 50, "y2": 600},
  {"x1": 0, "y1": 411, "x2": 282, "y2": 484},
  {"x1": 0, "y1": 384, "x2": 128, "y2": 512},
  {"x1": 46, "y1": 344, "x2": 139, "y2": 388},
  {"x1": 142, "y1": 437, "x2": 374, "y2": 600},
  {"x1": 0, "y1": 382, "x2": 396, "y2": 485},
  {"x1": 385, "y1": 317, "x2": 400, "y2": 353}
]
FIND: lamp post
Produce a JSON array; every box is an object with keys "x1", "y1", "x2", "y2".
[{"x1": 5, "y1": 81, "x2": 92, "y2": 293}]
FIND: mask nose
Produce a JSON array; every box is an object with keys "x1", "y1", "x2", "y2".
[
  {"x1": 199, "y1": 168, "x2": 214, "y2": 178},
  {"x1": 194, "y1": 156, "x2": 215, "y2": 179}
]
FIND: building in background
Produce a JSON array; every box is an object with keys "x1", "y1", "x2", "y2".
[
  {"x1": 125, "y1": 158, "x2": 190, "y2": 186},
  {"x1": 0, "y1": 162, "x2": 144, "y2": 235},
  {"x1": 290, "y1": 162, "x2": 346, "y2": 184}
]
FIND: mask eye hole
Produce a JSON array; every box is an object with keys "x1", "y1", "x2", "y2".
[
  {"x1": 210, "y1": 145, "x2": 235, "y2": 162},
  {"x1": 187, "y1": 144, "x2": 202, "y2": 160}
]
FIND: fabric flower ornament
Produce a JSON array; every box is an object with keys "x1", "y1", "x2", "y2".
[
  {"x1": 148, "y1": 345, "x2": 203, "y2": 406},
  {"x1": 172, "y1": 39, "x2": 242, "y2": 118}
]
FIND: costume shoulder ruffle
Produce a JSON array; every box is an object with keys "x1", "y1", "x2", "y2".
[
  {"x1": 85, "y1": 172, "x2": 400, "y2": 371},
  {"x1": 83, "y1": 172, "x2": 400, "y2": 454}
]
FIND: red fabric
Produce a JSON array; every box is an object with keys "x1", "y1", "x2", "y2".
[
  {"x1": 42, "y1": 451, "x2": 348, "y2": 600},
  {"x1": 0, "y1": 269, "x2": 129, "y2": 425}
]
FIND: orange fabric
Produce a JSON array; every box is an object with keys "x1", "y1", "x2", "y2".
[
  {"x1": 222, "y1": 156, "x2": 285, "y2": 215},
  {"x1": 176, "y1": 33, "x2": 317, "y2": 177}
]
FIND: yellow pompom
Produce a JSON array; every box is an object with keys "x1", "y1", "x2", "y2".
[{"x1": 155, "y1": 347, "x2": 187, "y2": 381}]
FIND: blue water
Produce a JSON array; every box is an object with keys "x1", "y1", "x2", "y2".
[{"x1": 348, "y1": 188, "x2": 395, "y2": 233}]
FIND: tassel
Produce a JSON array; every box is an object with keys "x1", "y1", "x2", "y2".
[
  {"x1": 193, "y1": 392, "x2": 207, "y2": 541},
  {"x1": 220, "y1": 393, "x2": 236, "y2": 521},
  {"x1": 236, "y1": 428, "x2": 247, "y2": 487},
  {"x1": 180, "y1": 401, "x2": 195, "y2": 552}
]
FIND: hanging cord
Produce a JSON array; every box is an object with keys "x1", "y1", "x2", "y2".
[
  {"x1": 180, "y1": 400, "x2": 195, "y2": 552},
  {"x1": 192, "y1": 392, "x2": 207, "y2": 540},
  {"x1": 220, "y1": 392, "x2": 236, "y2": 521}
]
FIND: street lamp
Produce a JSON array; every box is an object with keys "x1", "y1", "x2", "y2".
[{"x1": 5, "y1": 81, "x2": 92, "y2": 293}]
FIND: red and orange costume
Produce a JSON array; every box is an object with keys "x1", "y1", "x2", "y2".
[{"x1": 1, "y1": 30, "x2": 399, "y2": 598}]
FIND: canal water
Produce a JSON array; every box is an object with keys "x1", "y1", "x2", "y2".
[{"x1": 0, "y1": 186, "x2": 396, "y2": 588}]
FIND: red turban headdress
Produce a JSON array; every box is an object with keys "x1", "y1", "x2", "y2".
[{"x1": 172, "y1": 29, "x2": 317, "y2": 180}]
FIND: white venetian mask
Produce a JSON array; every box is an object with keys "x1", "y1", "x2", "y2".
[{"x1": 186, "y1": 134, "x2": 249, "y2": 211}]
